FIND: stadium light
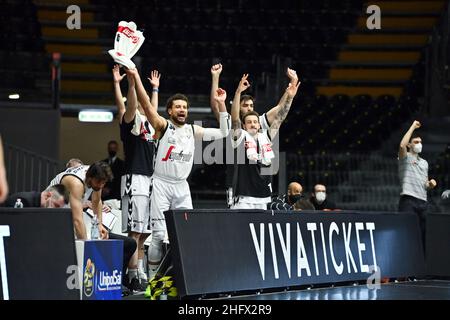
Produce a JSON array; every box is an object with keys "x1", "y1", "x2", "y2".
[
  {"x1": 8, "y1": 93, "x2": 20, "y2": 100},
  {"x1": 78, "y1": 110, "x2": 113, "y2": 123}
]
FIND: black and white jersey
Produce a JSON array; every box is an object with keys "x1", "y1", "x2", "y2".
[
  {"x1": 120, "y1": 113, "x2": 155, "y2": 177},
  {"x1": 47, "y1": 165, "x2": 93, "y2": 202},
  {"x1": 232, "y1": 131, "x2": 272, "y2": 199}
]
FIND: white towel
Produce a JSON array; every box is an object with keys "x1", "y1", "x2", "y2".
[{"x1": 243, "y1": 131, "x2": 275, "y2": 165}]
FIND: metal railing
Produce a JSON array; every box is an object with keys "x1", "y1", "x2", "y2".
[{"x1": 4, "y1": 143, "x2": 60, "y2": 194}]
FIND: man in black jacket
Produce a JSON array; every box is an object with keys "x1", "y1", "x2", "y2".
[
  {"x1": 2, "y1": 184, "x2": 68, "y2": 208},
  {"x1": 310, "y1": 184, "x2": 337, "y2": 211},
  {"x1": 102, "y1": 140, "x2": 125, "y2": 200}
]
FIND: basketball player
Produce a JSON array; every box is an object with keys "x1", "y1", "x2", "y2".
[
  {"x1": 125, "y1": 68, "x2": 230, "y2": 278},
  {"x1": 230, "y1": 70, "x2": 300, "y2": 209},
  {"x1": 47, "y1": 162, "x2": 113, "y2": 240},
  {"x1": 47, "y1": 161, "x2": 138, "y2": 294},
  {"x1": 116, "y1": 69, "x2": 160, "y2": 288},
  {"x1": 210, "y1": 65, "x2": 299, "y2": 204}
]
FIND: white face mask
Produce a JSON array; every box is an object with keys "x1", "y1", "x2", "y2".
[
  {"x1": 315, "y1": 191, "x2": 326, "y2": 203},
  {"x1": 412, "y1": 143, "x2": 422, "y2": 154}
]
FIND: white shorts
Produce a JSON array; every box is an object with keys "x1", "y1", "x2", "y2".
[
  {"x1": 150, "y1": 176, "x2": 192, "y2": 232},
  {"x1": 231, "y1": 196, "x2": 270, "y2": 210},
  {"x1": 122, "y1": 194, "x2": 151, "y2": 234},
  {"x1": 121, "y1": 174, "x2": 152, "y2": 234},
  {"x1": 121, "y1": 174, "x2": 151, "y2": 197}
]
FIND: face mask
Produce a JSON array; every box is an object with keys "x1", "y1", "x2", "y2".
[
  {"x1": 288, "y1": 194, "x2": 302, "y2": 204},
  {"x1": 315, "y1": 191, "x2": 326, "y2": 203},
  {"x1": 412, "y1": 143, "x2": 422, "y2": 154},
  {"x1": 108, "y1": 150, "x2": 117, "y2": 158}
]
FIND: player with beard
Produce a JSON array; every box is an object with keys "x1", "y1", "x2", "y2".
[
  {"x1": 230, "y1": 70, "x2": 300, "y2": 209},
  {"x1": 125, "y1": 68, "x2": 230, "y2": 278}
]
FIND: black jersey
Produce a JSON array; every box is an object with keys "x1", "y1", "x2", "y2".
[{"x1": 120, "y1": 113, "x2": 155, "y2": 176}]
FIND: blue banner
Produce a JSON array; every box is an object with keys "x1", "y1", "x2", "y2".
[{"x1": 82, "y1": 240, "x2": 123, "y2": 300}]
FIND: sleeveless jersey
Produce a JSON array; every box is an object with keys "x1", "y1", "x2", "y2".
[
  {"x1": 153, "y1": 120, "x2": 195, "y2": 182},
  {"x1": 47, "y1": 165, "x2": 93, "y2": 202}
]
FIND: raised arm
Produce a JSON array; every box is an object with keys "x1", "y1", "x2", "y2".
[
  {"x1": 265, "y1": 68, "x2": 299, "y2": 126},
  {"x1": 126, "y1": 68, "x2": 166, "y2": 133},
  {"x1": 232, "y1": 74, "x2": 250, "y2": 130},
  {"x1": 148, "y1": 70, "x2": 161, "y2": 111},
  {"x1": 112, "y1": 64, "x2": 126, "y2": 123},
  {"x1": 194, "y1": 88, "x2": 230, "y2": 141},
  {"x1": 268, "y1": 80, "x2": 301, "y2": 139},
  {"x1": 123, "y1": 72, "x2": 139, "y2": 124},
  {"x1": 399, "y1": 120, "x2": 421, "y2": 159},
  {"x1": 210, "y1": 63, "x2": 223, "y2": 122}
]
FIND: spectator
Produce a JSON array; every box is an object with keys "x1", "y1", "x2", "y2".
[
  {"x1": 294, "y1": 198, "x2": 315, "y2": 211},
  {"x1": 2, "y1": 184, "x2": 67, "y2": 208},
  {"x1": 398, "y1": 120, "x2": 437, "y2": 250},
  {"x1": 310, "y1": 184, "x2": 336, "y2": 211},
  {"x1": 269, "y1": 182, "x2": 303, "y2": 210},
  {"x1": 102, "y1": 140, "x2": 125, "y2": 200}
]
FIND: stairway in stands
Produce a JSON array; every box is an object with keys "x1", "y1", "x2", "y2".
[
  {"x1": 34, "y1": 0, "x2": 112, "y2": 105},
  {"x1": 317, "y1": 0, "x2": 446, "y2": 98}
]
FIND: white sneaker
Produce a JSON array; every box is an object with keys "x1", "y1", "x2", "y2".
[{"x1": 138, "y1": 269, "x2": 148, "y2": 282}]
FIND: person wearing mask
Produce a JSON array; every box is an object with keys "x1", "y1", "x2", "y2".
[
  {"x1": 269, "y1": 182, "x2": 303, "y2": 210},
  {"x1": 102, "y1": 140, "x2": 125, "y2": 200},
  {"x1": 398, "y1": 120, "x2": 437, "y2": 250},
  {"x1": 310, "y1": 184, "x2": 336, "y2": 211}
]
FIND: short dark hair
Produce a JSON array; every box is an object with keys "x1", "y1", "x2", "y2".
[
  {"x1": 294, "y1": 199, "x2": 315, "y2": 211},
  {"x1": 108, "y1": 140, "x2": 118, "y2": 147},
  {"x1": 409, "y1": 132, "x2": 421, "y2": 143},
  {"x1": 86, "y1": 161, "x2": 113, "y2": 182},
  {"x1": 240, "y1": 95, "x2": 254, "y2": 104},
  {"x1": 166, "y1": 93, "x2": 189, "y2": 114},
  {"x1": 242, "y1": 110, "x2": 260, "y2": 124},
  {"x1": 48, "y1": 184, "x2": 69, "y2": 204}
]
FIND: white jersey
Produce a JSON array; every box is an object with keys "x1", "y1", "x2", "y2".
[
  {"x1": 47, "y1": 165, "x2": 93, "y2": 202},
  {"x1": 153, "y1": 120, "x2": 195, "y2": 182}
]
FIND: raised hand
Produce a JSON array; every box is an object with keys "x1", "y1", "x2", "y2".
[
  {"x1": 237, "y1": 74, "x2": 250, "y2": 93},
  {"x1": 148, "y1": 70, "x2": 161, "y2": 88},
  {"x1": 112, "y1": 64, "x2": 126, "y2": 83},
  {"x1": 214, "y1": 88, "x2": 227, "y2": 103},
  {"x1": 285, "y1": 81, "x2": 301, "y2": 99},
  {"x1": 286, "y1": 67, "x2": 298, "y2": 84},
  {"x1": 211, "y1": 63, "x2": 223, "y2": 77},
  {"x1": 412, "y1": 120, "x2": 421, "y2": 129}
]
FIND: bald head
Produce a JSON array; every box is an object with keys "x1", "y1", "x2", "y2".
[{"x1": 287, "y1": 182, "x2": 303, "y2": 196}]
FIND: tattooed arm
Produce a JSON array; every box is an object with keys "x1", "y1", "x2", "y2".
[{"x1": 268, "y1": 80, "x2": 301, "y2": 140}]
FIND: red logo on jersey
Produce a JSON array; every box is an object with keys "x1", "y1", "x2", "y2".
[{"x1": 162, "y1": 146, "x2": 175, "y2": 161}]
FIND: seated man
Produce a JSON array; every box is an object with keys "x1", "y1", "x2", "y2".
[
  {"x1": 309, "y1": 184, "x2": 337, "y2": 211},
  {"x1": 293, "y1": 198, "x2": 315, "y2": 211},
  {"x1": 47, "y1": 162, "x2": 137, "y2": 295},
  {"x1": 2, "y1": 184, "x2": 67, "y2": 208},
  {"x1": 269, "y1": 181, "x2": 303, "y2": 210}
]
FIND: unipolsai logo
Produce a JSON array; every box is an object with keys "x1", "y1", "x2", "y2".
[
  {"x1": 97, "y1": 270, "x2": 122, "y2": 292},
  {"x1": 83, "y1": 258, "x2": 96, "y2": 297}
]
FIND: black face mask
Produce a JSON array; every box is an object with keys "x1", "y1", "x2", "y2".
[
  {"x1": 288, "y1": 194, "x2": 302, "y2": 204},
  {"x1": 108, "y1": 151, "x2": 117, "y2": 158}
]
